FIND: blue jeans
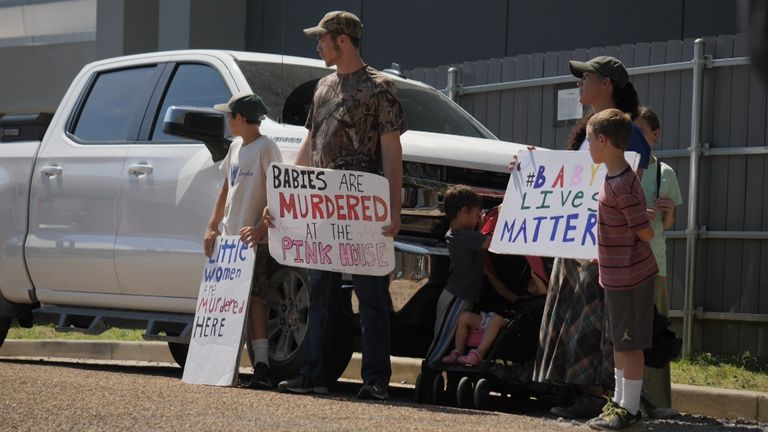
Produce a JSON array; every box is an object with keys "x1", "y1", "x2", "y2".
[{"x1": 301, "y1": 270, "x2": 392, "y2": 387}]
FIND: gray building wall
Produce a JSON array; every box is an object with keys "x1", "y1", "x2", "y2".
[
  {"x1": 247, "y1": 0, "x2": 740, "y2": 73},
  {"x1": 407, "y1": 34, "x2": 768, "y2": 361},
  {"x1": 0, "y1": 0, "x2": 741, "y2": 114}
]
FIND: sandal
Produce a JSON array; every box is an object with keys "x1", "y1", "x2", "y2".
[
  {"x1": 457, "y1": 349, "x2": 483, "y2": 366},
  {"x1": 441, "y1": 349, "x2": 462, "y2": 364}
]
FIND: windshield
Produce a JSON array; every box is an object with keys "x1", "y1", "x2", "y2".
[
  {"x1": 395, "y1": 80, "x2": 493, "y2": 139},
  {"x1": 237, "y1": 60, "x2": 495, "y2": 140}
]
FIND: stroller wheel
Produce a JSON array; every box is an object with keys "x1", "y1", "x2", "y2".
[
  {"x1": 430, "y1": 373, "x2": 445, "y2": 405},
  {"x1": 446, "y1": 373, "x2": 460, "y2": 406},
  {"x1": 456, "y1": 376, "x2": 474, "y2": 408},
  {"x1": 414, "y1": 372, "x2": 427, "y2": 404},
  {"x1": 473, "y1": 378, "x2": 490, "y2": 410}
]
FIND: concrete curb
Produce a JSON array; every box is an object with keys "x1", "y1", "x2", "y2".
[{"x1": 1, "y1": 339, "x2": 765, "y2": 423}]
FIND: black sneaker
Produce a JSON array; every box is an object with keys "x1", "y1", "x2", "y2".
[
  {"x1": 587, "y1": 404, "x2": 644, "y2": 431},
  {"x1": 247, "y1": 362, "x2": 273, "y2": 389},
  {"x1": 357, "y1": 382, "x2": 389, "y2": 401},
  {"x1": 277, "y1": 375, "x2": 329, "y2": 394}
]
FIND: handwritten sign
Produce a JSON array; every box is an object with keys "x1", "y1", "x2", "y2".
[
  {"x1": 267, "y1": 163, "x2": 395, "y2": 276},
  {"x1": 490, "y1": 150, "x2": 639, "y2": 260},
  {"x1": 182, "y1": 235, "x2": 254, "y2": 386}
]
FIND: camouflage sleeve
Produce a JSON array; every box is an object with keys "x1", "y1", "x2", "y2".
[
  {"x1": 376, "y1": 79, "x2": 408, "y2": 136},
  {"x1": 304, "y1": 99, "x2": 316, "y2": 131}
]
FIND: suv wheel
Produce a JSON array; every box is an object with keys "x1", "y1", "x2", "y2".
[{"x1": 266, "y1": 267, "x2": 310, "y2": 380}]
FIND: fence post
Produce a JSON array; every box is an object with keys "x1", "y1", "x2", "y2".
[
  {"x1": 682, "y1": 38, "x2": 706, "y2": 358},
  {"x1": 446, "y1": 67, "x2": 460, "y2": 101}
]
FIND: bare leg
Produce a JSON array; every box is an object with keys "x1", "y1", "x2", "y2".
[
  {"x1": 454, "y1": 312, "x2": 481, "y2": 353},
  {"x1": 615, "y1": 351, "x2": 643, "y2": 380},
  {"x1": 475, "y1": 315, "x2": 506, "y2": 357}
]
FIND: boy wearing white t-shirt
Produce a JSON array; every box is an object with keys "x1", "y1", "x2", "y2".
[{"x1": 204, "y1": 92, "x2": 283, "y2": 389}]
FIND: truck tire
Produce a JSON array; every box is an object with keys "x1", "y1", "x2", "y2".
[
  {"x1": 0, "y1": 318, "x2": 10, "y2": 350},
  {"x1": 266, "y1": 267, "x2": 310, "y2": 380},
  {"x1": 265, "y1": 267, "x2": 354, "y2": 384},
  {"x1": 167, "y1": 341, "x2": 189, "y2": 368}
]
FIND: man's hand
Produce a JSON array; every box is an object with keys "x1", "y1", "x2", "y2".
[
  {"x1": 381, "y1": 211, "x2": 401, "y2": 237},
  {"x1": 204, "y1": 227, "x2": 221, "y2": 257}
]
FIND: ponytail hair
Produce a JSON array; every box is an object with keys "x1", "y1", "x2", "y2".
[
  {"x1": 612, "y1": 81, "x2": 640, "y2": 119},
  {"x1": 565, "y1": 114, "x2": 592, "y2": 150}
]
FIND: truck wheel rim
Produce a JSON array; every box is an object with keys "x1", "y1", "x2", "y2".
[{"x1": 266, "y1": 268, "x2": 309, "y2": 362}]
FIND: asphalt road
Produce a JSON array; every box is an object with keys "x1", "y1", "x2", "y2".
[{"x1": 0, "y1": 359, "x2": 764, "y2": 432}]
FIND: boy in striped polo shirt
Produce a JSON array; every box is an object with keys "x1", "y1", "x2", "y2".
[{"x1": 585, "y1": 109, "x2": 658, "y2": 431}]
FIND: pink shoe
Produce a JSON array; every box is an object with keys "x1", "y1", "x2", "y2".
[
  {"x1": 441, "y1": 349, "x2": 462, "y2": 364},
  {"x1": 457, "y1": 349, "x2": 483, "y2": 366}
]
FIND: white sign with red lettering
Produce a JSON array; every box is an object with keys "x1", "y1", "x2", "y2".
[
  {"x1": 182, "y1": 235, "x2": 254, "y2": 386},
  {"x1": 267, "y1": 163, "x2": 395, "y2": 276}
]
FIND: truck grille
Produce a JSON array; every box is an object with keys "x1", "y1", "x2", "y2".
[{"x1": 400, "y1": 162, "x2": 508, "y2": 238}]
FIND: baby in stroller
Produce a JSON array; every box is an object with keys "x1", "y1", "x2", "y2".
[
  {"x1": 441, "y1": 256, "x2": 549, "y2": 367},
  {"x1": 416, "y1": 196, "x2": 551, "y2": 408}
]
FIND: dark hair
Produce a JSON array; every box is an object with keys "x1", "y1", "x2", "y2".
[
  {"x1": 612, "y1": 81, "x2": 640, "y2": 119},
  {"x1": 637, "y1": 106, "x2": 661, "y2": 131},
  {"x1": 443, "y1": 185, "x2": 482, "y2": 220},
  {"x1": 230, "y1": 112, "x2": 260, "y2": 126},
  {"x1": 587, "y1": 108, "x2": 632, "y2": 150},
  {"x1": 565, "y1": 76, "x2": 640, "y2": 150}
]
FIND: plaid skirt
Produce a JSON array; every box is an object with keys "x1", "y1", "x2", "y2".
[{"x1": 533, "y1": 258, "x2": 614, "y2": 389}]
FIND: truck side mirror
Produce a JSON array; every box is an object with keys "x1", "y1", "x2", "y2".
[{"x1": 162, "y1": 106, "x2": 231, "y2": 162}]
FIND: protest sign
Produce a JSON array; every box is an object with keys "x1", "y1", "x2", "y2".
[
  {"x1": 266, "y1": 163, "x2": 395, "y2": 276},
  {"x1": 182, "y1": 235, "x2": 254, "y2": 386},
  {"x1": 490, "y1": 150, "x2": 639, "y2": 260}
]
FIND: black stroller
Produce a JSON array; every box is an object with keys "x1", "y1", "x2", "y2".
[{"x1": 414, "y1": 252, "x2": 549, "y2": 410}]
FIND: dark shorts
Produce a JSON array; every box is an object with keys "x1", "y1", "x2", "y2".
[
  {"x1": 604, "y1": 277, "x2": 655, "y2": 352},
  {"x1": 251, "y1": 244, "x2": 281, "y2": 297}
]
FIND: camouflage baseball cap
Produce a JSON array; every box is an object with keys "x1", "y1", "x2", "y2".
[
  {"x1": 303, "y1": 11, "x2": 363, "y2": 38},
  {"x1": 213, "y1": 92, "x2": 269, "y2": 122},
  {"x1": 569, "y1": 56, "x2": 629, "y2": 89}
]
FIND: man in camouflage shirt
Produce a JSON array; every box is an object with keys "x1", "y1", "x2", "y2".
[{"x1": 277, "y1": 11, "x2": 407, "y2": 401}]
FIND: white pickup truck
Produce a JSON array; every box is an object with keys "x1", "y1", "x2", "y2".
[{"x1": 0, "y1": 50, "x2": 525, "y2": 382}]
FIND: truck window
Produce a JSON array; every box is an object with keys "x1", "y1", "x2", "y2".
[
  {"x1": 150, "y1": 63, "x2": 231, "y2": 141},
  {"x1": 236, "y1": 61, "x2": 329, "y2": 124},
  {"x1": 396, "y1": 81, "x2": 493, "y2": 139},
  {"x1": 71, "y1": 66, "x2": 159, "y2": 142}
]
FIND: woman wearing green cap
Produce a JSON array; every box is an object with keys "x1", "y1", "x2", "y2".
[{"x1": 527, "y1": 55, "x2": 651, "y2": 423}]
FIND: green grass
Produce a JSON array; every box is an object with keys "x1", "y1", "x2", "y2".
[
  {"x1": 671, "y1": 352, "x2": 768, "y2": 393},
  {"x1": 7, "y1": 323, "x2": 145, "y2": 341}
]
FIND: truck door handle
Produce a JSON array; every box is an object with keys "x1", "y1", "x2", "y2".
[
  {"x1": 40, "y1": 165, "x2": 63, "y2": 177},
  {"x1": 127, "y1": 163, "x2": 153, "y2": 176}
]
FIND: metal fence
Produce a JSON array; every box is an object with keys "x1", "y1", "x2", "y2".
[{"x1": 406, "y1": 34, "x2": 768, "y2": 361}]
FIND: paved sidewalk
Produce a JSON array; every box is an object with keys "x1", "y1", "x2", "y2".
[{"x1": 1, "y1": 339, "x2": 766, "y2": 423}]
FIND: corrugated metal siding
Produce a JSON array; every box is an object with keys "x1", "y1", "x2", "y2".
[{"x1": 407, "y1": 34, "x2": 768, "y2": 361}]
